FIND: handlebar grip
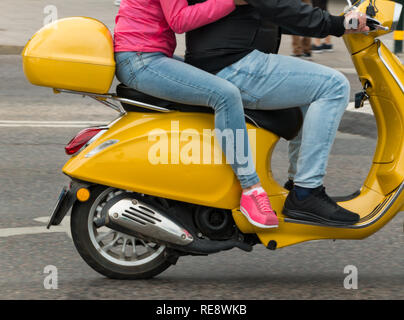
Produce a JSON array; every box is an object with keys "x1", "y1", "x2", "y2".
[
  {"x1": 349, "y1": 16, "x2": 388, "y2": 31},
  {"x1": 366, "y1": 17, "x2": 380, "y2": 30},
  {"x1": 366, "y1": 17, "x2": 388, "y2": 31}
]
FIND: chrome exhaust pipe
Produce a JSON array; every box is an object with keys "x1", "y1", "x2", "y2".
[
  {"x1": 103, "y1": 194, "x2": 252, "y2": 254},
  {"x1": 104, "y1": 197, "x2": 194, "y2": 246}
]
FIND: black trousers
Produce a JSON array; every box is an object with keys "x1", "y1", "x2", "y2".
[{"x1": 312, "y1": 0, "x2": 328, "y2": 10}]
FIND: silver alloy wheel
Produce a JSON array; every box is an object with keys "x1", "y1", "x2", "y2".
[{"x1": 87, "y1": 188, "x2": 165, "y2": 267}]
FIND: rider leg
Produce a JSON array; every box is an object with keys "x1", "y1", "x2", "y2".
[
  {"x1": 287, "y1": 105, "x2": 309, "y2": 187},
  {"x1": 216, "y1": 50, "x2": 360, "y2": 224}
]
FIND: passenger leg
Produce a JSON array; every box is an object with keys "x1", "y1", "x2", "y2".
[
  {"x1": 115, "y1": 51, "x2": 278, "y2": 228},
  {"x1": 216, "y1": 50, "x2": 359, "y2": 225}
]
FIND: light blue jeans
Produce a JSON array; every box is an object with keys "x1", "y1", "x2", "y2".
[
  {"x1": 114, "y1": 51, "x2": 260, "y2": 189},
  {"x1": 216, "y1": 50, "x2": 350, "y2": 188}
]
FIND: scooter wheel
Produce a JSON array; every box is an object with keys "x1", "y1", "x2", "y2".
[{"x1": 70, "y1": 185, "x2": 174, "y2": 279}]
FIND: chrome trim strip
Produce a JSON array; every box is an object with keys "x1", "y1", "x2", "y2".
[
  {"x1": 111, "y1": 96, "x2": 172, "y2": 113},
  {"x1": 85, "y1": 128, "x2": 108, "y2": 146},
  {"x1": 377, "y1": 41, "x2": 404, "y2": 93},
  {"x1": 71, "y1": 127, "x2": 108, "y2": 157},
  {"x1": 88, "y1": 95, "x2": 124, "y2": 114},
  {"x1": 85, "y1": 139, "x2": 119, "y2": 158},
  {"x1": 284, "y1": 181, "x2": 404, "y2": 229},
  {"x1": 55, "y1": 88, "x2": 173, "y2": 113},
  {"x1": 107, "y1": 115, "x2": 124, "y2": 128},
  {"x1": 244, "y1": 114, "x2": 260, "y2": 128}
]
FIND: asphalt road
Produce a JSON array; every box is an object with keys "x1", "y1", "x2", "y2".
[{"x1": 0, "y1": 54, "x2": 403, "y2": 300}]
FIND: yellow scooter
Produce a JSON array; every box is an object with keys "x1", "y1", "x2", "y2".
[{"x1": 22, "y1": 0, "x2": 403, "y2": 279}]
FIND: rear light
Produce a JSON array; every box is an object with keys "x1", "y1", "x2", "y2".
[{"x1": 65, "y1": 127, "x2": 106, "y2": 155}]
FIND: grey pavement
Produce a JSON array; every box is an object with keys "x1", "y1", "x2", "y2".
[{"x1": 1, "y1": 123, "x2": 403, "y2": 300}]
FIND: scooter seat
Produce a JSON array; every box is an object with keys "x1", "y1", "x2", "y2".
[{"x1": 116, "y1": 84, "x2": 303, "y2": 140}]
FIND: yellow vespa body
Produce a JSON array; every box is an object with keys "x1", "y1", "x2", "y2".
[
  {"x1": 22, "y1": 0, "x2": 403, "y2": 278},
  {"x1": 62, "y1": 0, "x2": 404, "y2": 247}
]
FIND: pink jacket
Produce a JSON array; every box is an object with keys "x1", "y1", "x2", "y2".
[{"x1": 114, "y1": 0, "x2": 235, "y2": 57}]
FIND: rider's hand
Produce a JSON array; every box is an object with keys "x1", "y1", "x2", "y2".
[
  {"x1": 344, "y1": 10, "x2": 370, "y2": 34},
  {"x1": 234, "y1": 0, "x2": 248, "y2": 5}
]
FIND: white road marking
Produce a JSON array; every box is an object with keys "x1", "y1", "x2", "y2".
[
  {"x1": 337, "y1": 68, "x2": 357, "y2": 74},
  {"x1": 0, "y1": 216, "x2": 71, "y2": 239},
  {"x1": 0, "y1": 120, "x2": 106, "y2": 128},
  {"x1": 347, "y1": 101, "x2": 374, "y2": 115}
]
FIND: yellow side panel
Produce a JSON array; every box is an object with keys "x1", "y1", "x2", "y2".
[
  {"x1": 64, "y1": 113, "x2": 246, "y2": 209},
  {"x1": 63, "y1": 112, "x2": 283, "y2": 209}
]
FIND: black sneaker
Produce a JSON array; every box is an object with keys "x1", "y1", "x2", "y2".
[
  {"x1": 321, "y1": 43, "x2": 334, "y2": 52},
  {"x1": 283, "y1": 186, "x2": 360, "y2": 226},
  {"x1": 283, "y1": 179, "x2": 294, "y2": 191},
  {"x1": 302, "y1": 52, "x2": 312, "y2": 60},
  {"x1": 311, "y1": 44, "x2": 323, "y2": 53}
]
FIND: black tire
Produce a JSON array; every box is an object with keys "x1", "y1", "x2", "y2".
[{"x1": 70, "y1": 185, "x2": 173, "y2": 279}]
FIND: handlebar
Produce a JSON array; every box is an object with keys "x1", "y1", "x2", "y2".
[
  {"x1": 366, "y1": 16, "x2": 389, "y2": 31},
  {"x1": 348, "y1": 15, "x2": 389, "y2": 32}
]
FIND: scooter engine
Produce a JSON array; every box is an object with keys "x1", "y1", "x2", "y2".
[{"x1": 194, "y1": 207, "x2": 236, "y2": 240}]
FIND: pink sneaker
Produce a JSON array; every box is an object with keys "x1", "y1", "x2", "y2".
[{"x1": 240, "y1": 187, "x2": 279, "y2": 229}]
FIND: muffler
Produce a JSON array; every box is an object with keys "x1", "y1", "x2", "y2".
[
  {"x1": 102, "y1": 193, "x2": 252, "y2": 254},
  {"x1": 104, "y1": 196, "x2": 194, "y2": 246}
]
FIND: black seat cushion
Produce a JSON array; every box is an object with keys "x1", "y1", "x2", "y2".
[{"x1": 116, "y1": 84, "x2": 302, "y2": 140}]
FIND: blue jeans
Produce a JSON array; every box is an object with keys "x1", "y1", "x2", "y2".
[
  {"x1": 216, "y1": 50, "x2": 350, "y2": 188},
  {"x1": 114, "y1": 51, "x2": 260, "y2": 189}
]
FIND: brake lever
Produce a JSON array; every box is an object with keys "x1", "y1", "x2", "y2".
[{"x1": 366, "y1": 16, "x2": 389, "y2": 31}]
